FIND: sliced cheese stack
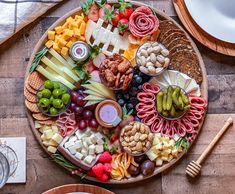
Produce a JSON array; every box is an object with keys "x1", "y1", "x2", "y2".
[
  {"x1": 150, "y1": 70, "x2": 201, "y2": 96},
  {"x1": 64, "y1": 128, "x2": 105, "y2": 165},
  {"x1": 146, "y1": 133, "x2": 183, "y2": 166},
  {"x1": 35, "y1": 121, "x2": 63, "y2": 154}
]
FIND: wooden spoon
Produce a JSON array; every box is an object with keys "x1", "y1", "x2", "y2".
[{"x1": 186, "y1": 117, "x2": 233, "y2": 178}]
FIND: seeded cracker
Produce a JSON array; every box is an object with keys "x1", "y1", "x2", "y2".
[
  {"x1": 25, "y1": 100, "x2": 40, "y2": 113},
  {"x1": 24, "y1": 88, "x2": 37, "y2": 103},
  {"x1": 27, "y1": 71, "x2": 45, "y2": 90},
  {"x1": 32, "y1": 113, "x2": 50, "y2": 121}
]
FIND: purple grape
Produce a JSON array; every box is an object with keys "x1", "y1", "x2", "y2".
[
  {"x1": 78, "y1": 120, "x2": 87, "y2": 130},
  {"x1": 76, "y1": 96, "x2": 87, "y2": 107},
  {"x1": 83, "y1": 110, "x2": 93, "y2": 120},
  {"x1": 86, "y1": 103, "x2": 97, "y2": 111},
  {"x1": 69, "y1": 102, "x2": 77, "y2": 111},
  {"x1": 74, "y1": 106, "x2": 83, "y2": 116},
  {"x1": 88, "y1": 118, "x2": 99, "y2": 129},
  {"x1": 71, "y1": 91, "x2": 78, "y2": 102}
]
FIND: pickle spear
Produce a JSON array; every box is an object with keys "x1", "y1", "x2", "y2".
[{"x1": 157, "y1": 92, "x2": 164, "y2": 113}]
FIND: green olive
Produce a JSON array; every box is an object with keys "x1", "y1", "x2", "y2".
[
  {"x1": 37, "y1": 91, "x2": 43, "y2": 99},
  {"x1": 42, "y1": 106, "x2": 50, "y2": 113},
  {"x1": 49, "y1": 107, "x2": 58, "y2": 115},
  {"x1": 52, "y1": 89, "x2": 63, "y2": 99},
  {"x1": 53, "y1": 81, "x2": 60, "y2": 89},
  {"x1": 62, "y1": 93, "x2": 70, "y2": 105},
  {"x1": 49, "y1": 96, "x2": 54, "y2": 104},
  {"x1": 44, "y1": 80, "x2": 54, "y2": 90},
  {"x1": 39, "y1": 98, "x2": 50, "y2": 107},
  {"x1": 42, "y1": 89, "x2": 51, "y2": 98},
  {"x1": 60, "y1": 86, "x2": 68, "y2": 94},
  {"x1": 52, "y1": 99, "x2": 63, "y2": 109}
]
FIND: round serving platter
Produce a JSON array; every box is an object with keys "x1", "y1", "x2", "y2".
[{"x1": 25, "y1": 0, "x2": 208, "y2": 184}]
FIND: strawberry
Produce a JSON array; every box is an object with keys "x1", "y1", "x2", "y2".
[
  {"x1": 99, "y1": 4, "x2": 112, "y2": 19},
  {"x1": 87, "y1": 169, "x2": 96, "y2": 177},
  {"x1": 88, "y1": 3, "x2": 99, "y2": 22},
  {"x1": 97, "y1": 173, "x2": 109, "y2": 182},
  {"x1": 103, "y1": 7, "x2": 121, "y2": 27},
  {"x1": 98, "y1": 151, "x2": 112, "y2": 163},
  {"x1": 103, "y1": 163, "x2": 112, "y2": 174},
  {"x1": 118, "y1": 0, "x2": 133, "y2": 19},
  {"x1": 117, "y1": 18, "x2": 129, "y2": 33},
  {"x1": 92, "y1": 163, "x2": 104, "y2": 178}
]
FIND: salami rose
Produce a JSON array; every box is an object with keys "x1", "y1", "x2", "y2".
[{"x1": 129, "y1": 6, "x2": 159, "y2": 37}]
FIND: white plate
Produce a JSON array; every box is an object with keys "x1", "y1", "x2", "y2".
[{"x1": 185, "y1": 0, "x2": 235, "y2": 43}]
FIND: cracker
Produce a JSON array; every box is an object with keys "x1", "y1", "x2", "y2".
[
  {"x1": 170, "y1": 45, "x2": 193, "y2": 57},
  {"x1": 32, "y1": 113, "x2": 50, "y2": 121},
  {"x1": 24, "y1": 87, "x2": 37, "y2": 103},
  {"x1": 162, "y1": 32, "x2": 187, "y2": 47},
  {"x1": 27, "y1": 71, "x2": 44, "y2": 90},
  {"x1": 38, "y1": 120, "x2": 56, "y2": 125},
  {"x1": 25, "y1": 100, "x2": 40, "y2": 113},
  {"x1": 166, "y1": 37, "x2": 192, "y2": 50},
  {"x1": 159, "y1": 29, "x2": 183, "y2": 43}
]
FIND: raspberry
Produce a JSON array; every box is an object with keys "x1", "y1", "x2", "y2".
[
  {"x1": 92, "y1": 163, "x2": 104, "y2": 178},
  {"x1": 87, "y1": 169, "x2": 95, "y2": 177},
  {"x1": 97, "y1": 173, "x2": 109, "y2": 182},
  {"x1": 103, "y1": 163, "x2": 112, "y2": 174},
  {"x1": 98, "y1": 151, "x2": 112, "y2": 163}
]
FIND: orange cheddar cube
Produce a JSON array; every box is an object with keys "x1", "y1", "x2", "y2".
[
  {"x1": 63, "y1": 29, "x2": 73, "y2": 40},
  {"x1": 45, "y1": 40, "x2": 54, "y2": 48},
  {"x1": 48, "y1": 30, "x2": 55, "y2": 40},
  {"x1": 55, "y1": 26, "x2": 63, "y2": 34},
  {"x1": 61, "y1": 47, "x2": 69, "y2": 57},
  {"x1": 66, "y1": 41, "x2": 73, "y2": 48},
  {"x1": 58, "y1": 38, "x2": 67, "y2": 48},
  {"x1": 73, "y1": 28, "x2": 80, "y2": 38},
  {"x1": 79, "y1": 22, "x2": 86, "y2": 35},
  {"x1": 80, "y1": 36, "x2": 86, "y2": 41},
  {"x1": 52, "y1": 43, "x2": 60, "y2": 53}
]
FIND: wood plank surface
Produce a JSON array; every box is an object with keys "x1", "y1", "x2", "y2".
[{"x1": 0, "y1": 0, "x2": 235, "y2": 194}]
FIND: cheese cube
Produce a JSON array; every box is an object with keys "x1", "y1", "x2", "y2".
[
  {"x1": 74, "y1": 140, "x2": 83, "y2": 149},
  {"x1": 52, "y1": 42, "x2": 61, "y2": 53},
  {"x1": 85, "y1": 128, "x2": 92, "y2": 136},
  {"x1": 162, "y1": 149, "x2": 171, "y2": 156},
  {"x1": 80, "y1": 22, "x2": 86, "y2": 35},
  {"x1": 48, "y1": 139, "x2": 58, "y2": 147},
  {"x1": 90, "y1": 134, "x2": 97, "y2": 144},
  {"x1": 80, "y1": 36, "x2": 86, "y2": 41},
  {"x1": 51, "y1": 133, "x2": 63, "y2": 144},
  {"x1": 83, "y1": 141, "x2": 89, "y2": 150},
  {"x1": 153, "y1": 136, "x2": 160, "y2": 146},
  {"x1": 44, "y1": 130, "x2": 54, "y2": 139},
  {"x1": 55, "y1": 26, "x2": 63, "y2": 34},
  {"x1": 161, "y1": 156, "x2": 168, "y2": 161},
  {"x1": 75, "y1": 152, "x2": 84, "y2": 160},
  {"x1": 95, "y1": 132, "x2": 103, "y2": 140},
  {"x1": 42, "y1": 140, "x2": 50, "y2": 147},
  {"x1": 45, "y1": 40, "x2": 54, "y2": 48},
  {"x1": 169, "y1": 139, "x2": 175, "y2": 147},
  {"x1": 84, "y1": 155, "x2": 94, "y2": 164},
  {"x1": 97, "y1": 138, "x2": 104, "y2": 145},
  {"x1": 88, "y1": 144, "x2": 96, "y2": 155},
  {"x1": 167, "y1": 155, "x2": 174, "y2": 162},
  {"x1": 75, "y1": 19, "x2": 82, "y2": 28},
  {"x1": 63, "y1": 29, "x2": 73, "y2": 40},
  {"x1": 66, "y1": 40, "x2": 73, "y2": 48},
  {"x1": 61, "y1": 47, "x2": 69, "y2": 57},
  {"x1": 41, "y1": 134, "x2": 46, "y2": 141},
  {"x1": 42, "y1": 125, "x2": 51, "y2": 132},
  {"x1": 95, "y1": 145, "x2": 104, "y2": 154},
  {"x1": 73, "y1": 28, "x2": 80, "y2": 38},
  {"x1": 58, "y1": 39, "x2": 67, "y2": 48},
  {"x1": 83, "y1": 137, "x2": 92, "y2": 145},
  {"x1": 69, "y1": 136, "x2": 77, "y2": 142},
  {"x1": 75, "y1": 130, "x2": 82, "y2": 139},
  {"x1": 51, "y1": 125, "x2": 59, "y2": 134},
  {"x1": 64, "y1": 140, "x2": 75, "y2": 149},
  {"x1": 146, "y1": 150, "x2": 158, "y2": 161},
  {"x1": 47, "y1": 146, "x2": 57, "y2": 154},
  {"x1": 48, "y1": 30, "x2": 55, "y2": 40},
  {"x1": 171, "y1": 148, "x2": 179, "y2": 157},
  {"x1": 156, "y1": 158, "x2": 163, "y2": 166},
  {"x1": 81, "y1": 149, "x2": 88, "y2": 157},
  {"x1": 155, "y1": 143, "x2": 163, "y2": 150},
  {"x1": 34, "y1": 121, "x2": 42, "y2": 129},
  {"x1": 68, "y1": 145, "x2": 77, "y2": 155}
]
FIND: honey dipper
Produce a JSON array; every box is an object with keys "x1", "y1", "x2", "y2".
[{"x1": 186, "y1": 117, "x2": 233, "y2": 178}]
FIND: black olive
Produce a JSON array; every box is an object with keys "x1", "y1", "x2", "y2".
[{"x1": 128, "y1": 164, "x2": 140, "y2": 176}]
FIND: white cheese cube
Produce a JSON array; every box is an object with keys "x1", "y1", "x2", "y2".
[
  {"x1": 74, "y1": 140, "x2": 83, "y2": 149},
  {"x1": 69, "y1": 136, "x2": 78, "y2": 142},
  {"x1": 171, "y1": 148, "x2": 179, "y2": 157},
  {"x1": 155, "y1": 143, "x2": 163, "y2": 150},
  {"x1": 64, "y1": 140, "x2": 75, "y2": 149},
  {"x1": 89, "y1": 144, "x2": 96, "y2": 155},
  {"x1": 44, "y1": 130, "x2": 54, "y2": 139},
  {"x1": 169, "y1": 139, "x2": 175, "y2": 147},
  {"x1": 84, "y1": 155, "x2": 94, "y2": 164},
  {"x1": 83, "y1": 141, "x2": 89, "y2": 150},
  {"x1": 75, "y1": 130, "x2": 82, "y2": 139},
  {"x1": 83, "y1": 137, "x2": 92, "y2": 145},
  {"x1": 161, "y1": 156, "x2": 168, "y2": 161},
  {"x1": 146, "y1": 149, "x2": 158, "y2": 161},
  {"x1": 48, "y1": 139, "x2": 58, "y2": 147},
  {"x1": 75, "y1": 152, "x2": 84, "y2": 160},
  {"x1": 42, "y1": 140, "x2": 50, "y2": 147},
  {"x1": 34, "y1": 121, "x2": 42, "y2": 129},
  {"x1": 42, "y1": 125, "x2": 51, "y2": 132},
  {"x1": 153, "y1": 136, "x2": 160, "y2": 146},
  {"x1": 51, "y1": 133, "x2": 63, "y2": 144},
  {"x1": 41, "y1": 134, "x2": 47, "y2": 141},
  {"x1": 68, "y1": 145, "x2": 77, "y2": 155},
  {"x1": 95, "y1": 132, "x2": 103, "y2": 140},
  {"x1": 167, "y1": 155, "x2": 174, "y2": 162},
  {"x1": 95, "y1": 145, "x2": 104, "y2": 154},
  {"x1": 90, "y1": 134, "x2": 97, "y2": 144},
  {"x1": 156, "y1": 158, "x2": 163, "y2": 166},
  {"x1": 81, "y1": 149, "x2": 88, "y2": 157},
  {"x1": 85, "y1": 127, "x2": 92, "y2": 136},
  {"x1": 97, "y1": 138, "x2": 104, "y2": 145},
  {"x1": 51, "y1": 125, "x2": 59, "y2": 134},
  {"x1": 47, "y1": 146, "x2": 57, "y2": 154}
]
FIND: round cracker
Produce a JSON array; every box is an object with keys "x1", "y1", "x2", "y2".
[
  {"x1": 25, "y1": 100, "x2": 40, "y2": 113},
  {"x1": 24, "y1": 88, "x2": 37, "y2": 103},
  {"x1": 32, "y1": 113, "x2": 50, "y2": 121},
  {"x1": 25, "y1": 83, "x2": 37, "y2": 94},
  {"x1": 28, "y1": 71, "x2": 44, "y2": 90}
]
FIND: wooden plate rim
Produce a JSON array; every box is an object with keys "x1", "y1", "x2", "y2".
[
  {"x1": 25, "y1": 0, "x2": 208, "y2": 184},
  {"x1": 173, "y1": 0, "x2": 235, "y2": 57}
]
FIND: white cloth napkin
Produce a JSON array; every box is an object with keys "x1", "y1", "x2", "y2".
[{"x1": 0, "y1": 0, "x2": 63, "y2": 44}]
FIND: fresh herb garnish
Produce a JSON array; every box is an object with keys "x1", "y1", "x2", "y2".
[
  {"x1": 81, "y1": 171, "x2": 87, "y2": 179},
  {"x1": 53, "y1": 152, "x2": 78, "y2": 170},
  {"x1": 81, "y1": 0, "x2": 94, "y2": 15},
  {"x1": 122, "y1": 105, "x2": 133, "y2": 119},
  {"x1": 89, "y1": 45, "x2": 100, "y2": 60},
  {"x1": 96, "y1": 0, "x2": 107, "y2": 8},
  {"x1": 74, "y1": 63, "x2": 90, "y2": 84},
  {"x1": 29, "y1": 47, "x2": 48, "y2": 73},
  {"x1": 175, "y1": 138, "x2": 190, "y2": 150}
]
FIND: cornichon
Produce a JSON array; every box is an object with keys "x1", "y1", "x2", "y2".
[
  {"x1": 178, "y1": 96, "x2": 184, "y2": 110},
  {"x1": 162, "y1": 90, "x2": 167, "y2": 111},
  {"x1": 180, "y1": 91, "x2": 189, "y2": 105},
  {"x1": 172, "y1": 87, "x2": 180, "y2": 106},
  {"x1": 170, "y1": 105, "x2": 176, "y2": 117},
  {"x1": 166, "y1": 86, "x2": 173, "y2": 110},
  {"x1": 157, "y1": 92, "x2": 164, "y2": 113}
]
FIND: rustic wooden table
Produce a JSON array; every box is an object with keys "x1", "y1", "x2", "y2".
[{"x1": 0, "y1": 0, "x2": 234, "y2": 194}]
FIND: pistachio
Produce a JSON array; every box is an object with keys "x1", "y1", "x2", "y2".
[
  {"x1": 148, "y1": 133, "x2": 154, "y2": 142},
  {"x1": 140, "y1": 49, "x2": 148, "y2": 57},
  {"x1": 155, "y1": 61, "x2": 163, "y2": 68},
  {"x1": 157, "y1": 55, "x2": 165, "y2": 63},
  {"x1": 129, "y1": 141, "x2": 136, "y2": 147},
  {"x1": 147, "y1": 65, "x2": 156, "y2": 74},
  {"x1": 161, "y1": 49, "x2": 170, "y2": 56},
  {"x1": 134, "y1": 133, "x2": 140, "y2": 141},
  {"x1": 139, "y1": 66, "x2": 149, "y2": 74},
  {"x1": 150, "y1": 53, "x2": 157, "y2": 63},
  {"x1": 164, "y1": 57, "x2": 170, "y2": 68},
  {"x1": 140, "y1": 124, "x2": 145, "y2": 133},
  {"x1": 140, "y1": 134, "x2": 148, "y2": 141},
  {"x1": 146, "y1": 141, "x2": 151, "y2": 149},
  {"x1": 147, "y1": 47, "x2": 153, "y2": 55},
  {"x1": 124, "y1": 136, "x2": 130, "y2": 142},
  {"x1": 153, "y1": 46, "x2": 161, "y2": 54},
  {"x1": 130, "y1": 136, "x2": 134, "y2": 141},
  {"x1": 136, "y1": 142, "x2": 143, "y2": 151},
  {"x1": 140, "y1": 56, "x2": 146, "y2": 66},
  {"x1": 146, "y1": 62, "x2": 154, "y2": 67}
]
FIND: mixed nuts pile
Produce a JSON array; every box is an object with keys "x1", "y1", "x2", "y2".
[
  {"x1": 136, "y1": 42, "x2": 170, "y2": 76},
  {"x1": 120, "y1": 122, "x2": 154, "y2": 155},
  {"x1": 100, "y1": 54, "x2": 133, "y2": 90}
]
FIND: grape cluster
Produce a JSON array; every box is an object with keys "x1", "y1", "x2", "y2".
[
  {"x1": 115, "y1": 69, "x2": 151, "y2": 115},
  {"x1": 69, "y1": 89, "x2": 99, "y2": 130}
]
